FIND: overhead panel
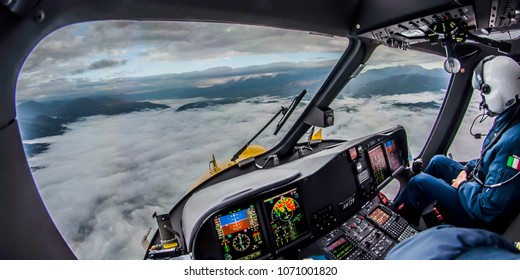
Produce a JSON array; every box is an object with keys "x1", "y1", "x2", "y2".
[
  {"x1": 490, "y1": 0, "x2": 520, "y2": 28},
  {"x1": 358, "y1": 5, "x2": 477, "y2": 50},
  {"x1": 353, "y1": 0, "x2": 457, "y2": 35}
]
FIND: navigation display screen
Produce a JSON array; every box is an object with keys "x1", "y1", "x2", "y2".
[
  {"x1": 384, "y1": 139, "x2": 401, "y2": 172},
  {"x1": 368, "y1": 145, "x2": 389, "y2": 185},
  {"x1": 368, "y1": 207, "x2": 390, "y2": 226},
  {"x1": 264, "y1": 188, "x2": 308, "y2": 249},
  {"x1": 214, "y1": 205, "x2": 267, "y2": 260}
]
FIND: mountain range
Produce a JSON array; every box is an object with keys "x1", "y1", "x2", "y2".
[
  {"x1": 343, "y1": 65, "x2": 450, "y2": 97},
  {"x1": 17, "y1": 64, "x2": 449, "y2": 157},
  {"x1": 122, "y1": 67, "x2": 332, "y2": 101},
  {"x1": 119, "y1": 65, "x2": 449, "y2": 102},
  {"x1": 18, "y1": 97, "x2": 169, "y2": 141},
  {"x1": 167, "y1": 65, "x2": 449, "y2": 111}
]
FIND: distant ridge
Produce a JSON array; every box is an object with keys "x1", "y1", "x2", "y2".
[
  {"x1": 351, "y1": 74, "x2": 448, "y2": 97},
  {"x1": 343, "y1": 65, "x2": 449, "y2": 97},
  {"x1": 122, "y1": 66, "x2": 332, "y2": 101},
  {"x1": 17, "y1": 64, "x2": 450, "y2": 155},
  {"x1": 18, "y1": 97, "x2": 169, "y2": 141},
  {"x1": 121, "y1": 65, "x2": 449, "y2": 101}
]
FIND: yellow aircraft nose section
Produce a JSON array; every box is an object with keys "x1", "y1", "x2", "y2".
[
  {"x1": 237, "y1": 145, "x2": 268, "y2": 160},
  {"x1": 311, "y1": 128, "x2": 323, "y2": 141},
  {"x1": 187, "y1": 145, "x2": 268, "y2": 193}
]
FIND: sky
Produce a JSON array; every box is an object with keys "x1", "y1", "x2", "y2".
[
  {"x1": 16, "y1": 21, "x2": 444, "y2": 102},
  {"x1": 16, "y1": 20, "x2": 461, "y2": 259},
  {"x1": 17, "y1": 21, "x2": 348, "y2": 101}
]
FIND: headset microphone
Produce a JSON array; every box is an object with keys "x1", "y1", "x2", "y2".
[
  {"x1": 479, "y1": 98, "x2": 489, "y2": 110},
  {"x1": 470, "y1": 112, "x2": 489, "y2": 139}
]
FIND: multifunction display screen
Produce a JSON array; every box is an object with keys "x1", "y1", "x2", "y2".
[
  {"x1": 368, "y1": 145, "x2": 389, "y2": 186},
  {"x1": 368, "y1": 207, "x2": 390, "y2": 226},
  {"x1": 214, "y1": 205, "x2": 266, "y2": 260},
  {"x1": 327, "y1": 236, "x2": 355, "y2": 260},
  {"x1": 264, "y1": 188, "x2": 309, "y2": 249},
  {"x1": 384, "y1": 139, "x2": 401, "y2": 172}
]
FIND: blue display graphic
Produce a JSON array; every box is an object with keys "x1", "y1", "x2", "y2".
[
  {"x1": 219, "y1": 209, "x2": 248, "y2": 229},
  {"x1": 384, "y1": 139, "x2": 401, "y2": 172}
]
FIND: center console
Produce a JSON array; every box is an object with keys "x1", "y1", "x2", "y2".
[{"x1": 306, "y1": 195, "x2": 417, "y2": 260}]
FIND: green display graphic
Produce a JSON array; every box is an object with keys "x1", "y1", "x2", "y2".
[{"x1": 264, "y1": 188, "x2": 309, "y2": 249}]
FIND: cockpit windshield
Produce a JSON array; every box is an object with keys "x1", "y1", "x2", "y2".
[
  {"x1": 328, "y1": 47, "x2": 451, "y2": 157},
  {"x1": 16, "y1": 21, "x2": 348, "y2": 259}
]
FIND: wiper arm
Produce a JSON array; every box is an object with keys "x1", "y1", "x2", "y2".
[
  {"x1": 274, "y1": 89, "x2": 307, "y2": 135},
  {"x1": 230, "y1": 89, "x2": 307, "y2": 161},
  {"x1": 230, "y1": 107, "x2": 285, "y2": 162}
]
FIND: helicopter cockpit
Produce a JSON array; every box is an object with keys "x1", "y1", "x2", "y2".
[
  {"x1": 143, "y1": 1, "x2": 520, "y2": 260},
  {"x1": 2, "y1": 0, "x2": 520, "y2": 260}
]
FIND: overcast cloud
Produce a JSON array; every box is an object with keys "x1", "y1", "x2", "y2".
[
  {"x1": 28, "y1": 96, "x2": 298, "y2": 259},
  {"x1": 17, "y1": 21, "x2": 347, "y2": 101},
  {"x1": 16, "y1": 59, "x2": 337, "y2": 101}
]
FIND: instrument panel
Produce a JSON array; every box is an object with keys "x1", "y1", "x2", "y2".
[{"x1": 187, "y1": 126, "x2": 411, "y2": 260}]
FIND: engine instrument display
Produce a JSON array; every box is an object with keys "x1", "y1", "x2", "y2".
[
  {"x1": 384, "y1": 139, "x2": 401, "y2": 172},
  {"x1": 264, "y1": 188, "x2": 308, "y2": 249},
  {"x1": 368, "y1": 145, "x2": 389, "y2": 186},
  {"x1": 213, "y1": 205, "x2": 267, "y2": 260},
  {"x1": 368, "y1": 207, "x2": 390, "y2": 226}
]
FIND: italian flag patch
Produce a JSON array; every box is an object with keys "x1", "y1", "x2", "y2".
[{"x1": 507, "y1": 155, "x2": 520, "y2": 170}]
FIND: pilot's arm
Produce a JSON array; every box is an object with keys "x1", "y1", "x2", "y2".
[
  {"x1": 450, "y1": 159, "x2": 478, "y2": 188},
  {"x1": 462, "y1": 158, "x2": 479, "y2": 174}
]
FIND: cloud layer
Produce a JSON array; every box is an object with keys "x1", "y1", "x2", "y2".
[
  {"x1": 28, "y1": 96, "x2": 298, "y2": 259},
  {"x1": 24, "y1": 90, "x2": 489, "y2": 259}
]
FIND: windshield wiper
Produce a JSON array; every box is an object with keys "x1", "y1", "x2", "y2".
[
  {"x1": 230, "y1": 89, "x2": 307, "y2": 161},
  {"x1": 274, "y1": 89, "x2": 307, "y2": 135}
]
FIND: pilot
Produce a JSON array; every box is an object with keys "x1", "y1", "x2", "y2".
[{"x1": 393, "y1": 55, "x2": 520, "y2": 232}]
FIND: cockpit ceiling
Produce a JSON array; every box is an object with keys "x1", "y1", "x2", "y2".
[
  {"x1": 3, "y1": 1, "x2": 520, "y2": 40},
  {"x1": 0, "y1": 1, "x2": 494, "y2": 38},
  {"x1": 0, "y1": 0, "x2": 359, "y2": 37}
]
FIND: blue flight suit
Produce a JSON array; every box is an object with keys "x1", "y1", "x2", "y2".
[
  {"x1": 394, "y1": 105, "x2": 520, "y2": 231},
  {"x1": 385, "y1": 225, "x2": 520, "y2": 260}
]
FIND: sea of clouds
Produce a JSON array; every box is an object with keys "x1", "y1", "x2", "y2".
[
  {"x1": 26, "y1": 91, "x2": 488, "y2": 259},
  {"x1": 28, "y1": 95, "x2": 296, "y2": 259}
]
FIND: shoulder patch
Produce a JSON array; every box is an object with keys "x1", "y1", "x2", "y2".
[{"x1": 507, "y1": 155, "x2": 520, "y2": 170}]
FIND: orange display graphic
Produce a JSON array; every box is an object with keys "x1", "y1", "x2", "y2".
[{"x1": 221, "y1": 219, "x2": 251, "y2": 235}]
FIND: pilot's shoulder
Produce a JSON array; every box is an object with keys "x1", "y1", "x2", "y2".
[{"x1": 501, "y1": 122, "x2": 520, "y2": 143}]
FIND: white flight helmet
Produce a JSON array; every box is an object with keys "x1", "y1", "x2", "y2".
[{"x1": 472, "y1": 55, "x2": 520, "y2": 116}]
